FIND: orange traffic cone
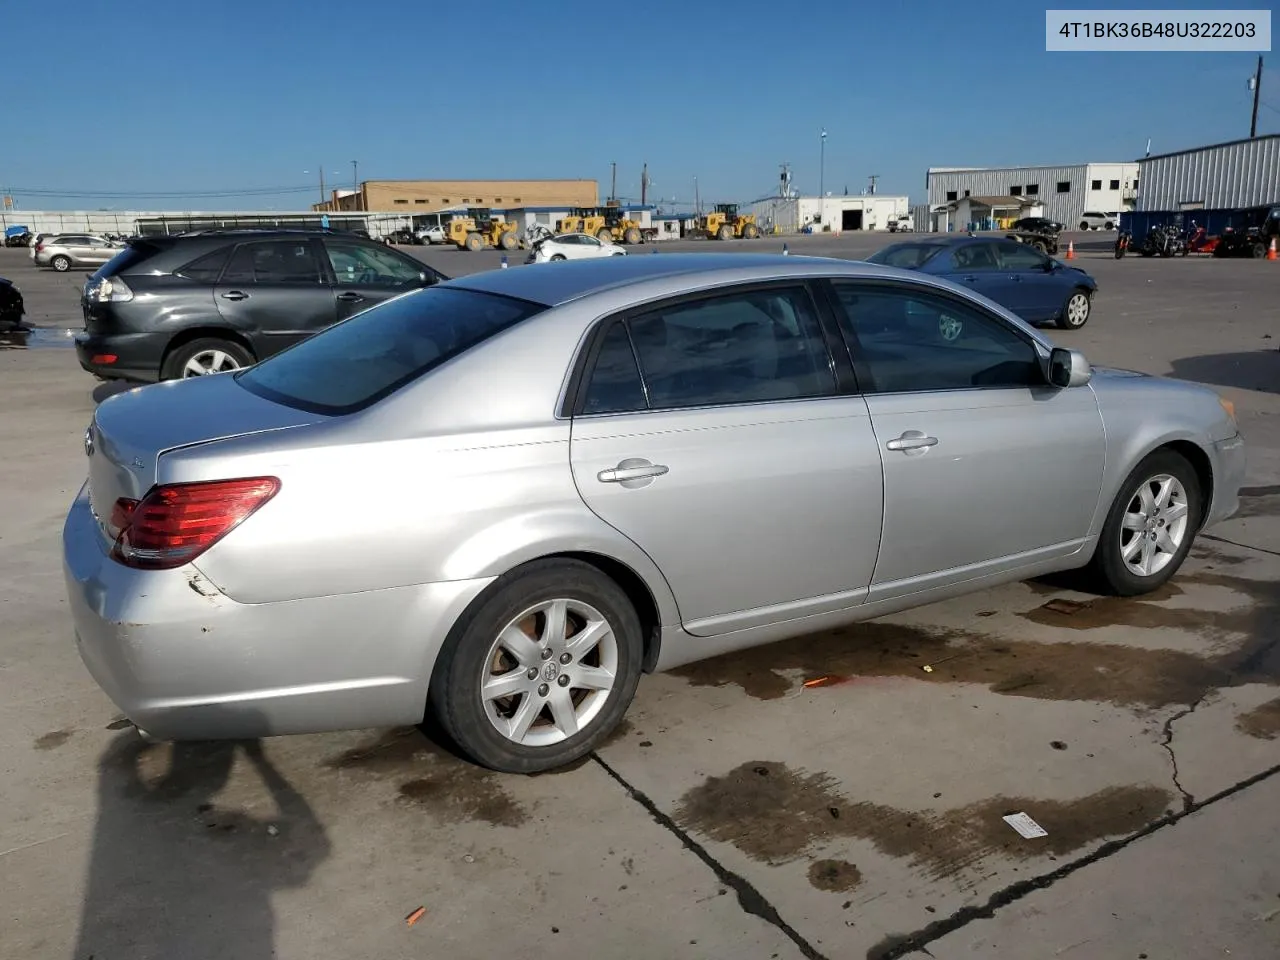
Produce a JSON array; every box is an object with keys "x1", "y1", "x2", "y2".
[
  {"x1": 1268, "y1": 237, "x2": 1277, "y2": 261},
  {"x1": 1065, "y1": 240, "x2": 1075, "y2": 260}
]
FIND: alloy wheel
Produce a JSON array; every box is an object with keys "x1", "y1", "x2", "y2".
[
  {"x1": 183, "y1": 349, "x2": 243, "y2": 377},
  {"x1": 480, "y1": 598, "x2": 618, "y2": 747},
  {"x1": 1065, "y1": 292, "x2": 1090, "y2": 326},
  {"x1": 1119, "y1": 473, "x2": 1189, "y2": 577}
]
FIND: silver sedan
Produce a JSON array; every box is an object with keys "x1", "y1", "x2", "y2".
[{"x1": 62, "y1": 253, "x2": 1246, "y2": 773}]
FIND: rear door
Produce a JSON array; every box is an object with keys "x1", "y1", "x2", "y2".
[
  {"x1": 320, "y1": 238, "x2": 440, "y2": 322},
  {"x1": 82, "y1": 236, "x2": 117, "y2": 265},
  {"x1": 213, "y1": 238, "x2": 336, "y2": 358},
  {"x1": 568, "y1": 281, "x2": 884, "y2": 636}
]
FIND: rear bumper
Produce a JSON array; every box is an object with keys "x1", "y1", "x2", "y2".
[
  {"x1": 74, "y1": 331, "x2": 165, "y2": 382},
  {"x1": 61, "y1": 484, "x2": 494, "y2": 740},
  {"x1": 1206, "y1": 432, "x2": 1247, "y2": 527}
]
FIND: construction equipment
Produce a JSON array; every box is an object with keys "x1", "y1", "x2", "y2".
[
  {"x1": 555, "y1": 207, "x2": 609, "y2": 240},
  {"x1": 600, "y1": 202, "x2": 645, "y2": 244},
  {"x1": 447, "y1": 207, "x2": 520, "y2": 252},
  {"x1": 693, "y1": 203, "x2": 760, "y2": 240}
]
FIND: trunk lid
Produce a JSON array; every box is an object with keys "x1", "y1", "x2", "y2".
[{"x1": 85, "y1": 373, "x2": 327, "y2": 543}]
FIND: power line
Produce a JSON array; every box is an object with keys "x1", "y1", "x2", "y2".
[{"x1": 6, "y1": 184, "x2": 319, "y2": 199}]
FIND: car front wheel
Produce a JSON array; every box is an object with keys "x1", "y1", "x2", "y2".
[
  {"x1": 1086, "y1": 449, "x2": 1201, "y2": 596},
  {"x1": 430, "y1": 558, "x2": 644, "y2": 773},
  {"x1": 1057, "y1": 289, "x2": 1092, "y2": 329}
]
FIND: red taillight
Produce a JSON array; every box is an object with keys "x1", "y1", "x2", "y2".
[
  {"x1": 111, "y1": 477, "x2": 280, "y2": 570},
  {"x1": 92, "y1": 354, "x2": 118, "y2": 365},
  {"x1": 35, "y1": 243, "x2": 44, "y2": 252}
]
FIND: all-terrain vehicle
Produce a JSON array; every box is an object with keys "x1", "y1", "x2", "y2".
[{"x1": 1004, "y1": 220, "x2": 1061, "y2": 256}]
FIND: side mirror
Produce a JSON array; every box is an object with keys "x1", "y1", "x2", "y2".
[{"x1": 1048, "y1": 347, "x2": 1091, "y2": 388}]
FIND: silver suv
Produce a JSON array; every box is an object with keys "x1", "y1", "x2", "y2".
[
  {"x1": 1078, "y1": 211, "x2": 1118, "y2": 231},
  {"x1": 34, "y1": 234, "x2": 120, "y2": 272}
]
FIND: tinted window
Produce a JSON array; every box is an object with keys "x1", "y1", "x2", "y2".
[
  {"x1": 865, "y1": 243, "x2": 943, "y2": 269},
  {"x1": 93, "y1": 243, "x2": 159, "y2": 279},
  {"x1": 176, "y1": 247, "x2": 233, "y2": 282},
  {"x1": 324, "y1": 241, "x2": 425, "y2": 286},
  {"x1": 236, "y1": 287, "x2": 543, "y2": 415},
  {"x1": 832, "y1": 283, "x2": 1041, "y2": 394},
  {"x1": 581, "y1": 322, "x2": 647, "y2": 415},
  {"x1": 996, "y1": 242, "x2": 1049, "y2": 270},
  {"x1": 623, "y1": 287, "x2": 835, "y2": 410},
  {"x1": 949, "y1": 242, "x2": 1001, "y2": 270},
  {"x1": 222, "y1": 240, "x2": 323, "y2": 284}
]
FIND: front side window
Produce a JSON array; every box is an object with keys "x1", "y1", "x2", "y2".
[
  {"x1": 222, "y1": 240, "x2": 323, "y2": 284},
  {"x1": 831, "y1": 283, "x2": 1042, "y2": 394},
  {"x1": 324, "y1": 241, "x2": 425, "y2": 286},
  {"x1": 949, "y1": 242, "x2": 1002, "y2": 271},
  {"x1": 995, "y1": 241, "x2": 1050, "y2": 271},
  {"x1": 583, "y1": 286, "x2": 836, "y2": 412},
  {"x1": 237, "y1": 288, "x2": 543, "y2": 415}
]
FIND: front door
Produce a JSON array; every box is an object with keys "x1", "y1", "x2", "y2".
[
  {"x1": 569, "y1": 283, "x2": 885, "y2": 636},
  {"x1": 943, "y1": 240, "x2": 1012, "y2": 305},
  {"x1": 321, "y1": 239, "x2": 439, "y2": 322},
  {"x1": 828, "y1": 280, "x2": 1106, "y2": 597},
  {"x1": 214, "y1": 238, "x2": 337, "y2": 359},
  {"x1": 993, "y1": 239, "x2": 1063, "y2": 322}
]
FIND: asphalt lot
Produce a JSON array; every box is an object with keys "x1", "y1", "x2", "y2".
[{"x1": 2, "y1": 233, "x2": 1279, "y2": 959}]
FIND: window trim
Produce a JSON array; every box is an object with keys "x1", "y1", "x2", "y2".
[
  {"x1": 822, "y1": 277, "x2": 1051, "y2": 397},
  {"x1": 560, "y1": 279, "x2": 854, "y2": 419},
  {"x1": 221, "y1": 237, "x2": 329, "y2": 286}
]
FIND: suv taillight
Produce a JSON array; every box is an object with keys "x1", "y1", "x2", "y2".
[
  {"x1": 110, "y1": 477, "x2": 280, "y2": 570},
  {"x1": 85, "y1": 276, "x2": 134, "y2": 303},
  {"x1": 35, "y1": 243, "x2": 44, "y2": 252}
]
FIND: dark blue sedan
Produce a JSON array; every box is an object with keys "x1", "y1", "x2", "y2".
[{"x1": 865, "y1": 236, "x2": 1098, "y2": 329}]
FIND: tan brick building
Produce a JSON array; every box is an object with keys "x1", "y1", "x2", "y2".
[{"x1": 314, "y1": 179, "x2": 598, "y2": 213}]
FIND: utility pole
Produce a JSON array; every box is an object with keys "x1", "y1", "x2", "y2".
[
  {"x1": 319, "y1": 165, "x2": 326, "y2": 204},
  {"x1": 868, "y1": 174, "x2": 879, "y2": 195},
  {"x1": 1250, "y1": 55, "x2": 1264, "y2": 138},
  {"x1": 610, "y1": 161, "x2": 617, "y2": 203},
  {"x1": 694, "y1": 176, "x2": 701, "y2": 216},
  {"x1": 351, "y1": 160, "x2": 359, "y2": 210},
  {"x1": 640, "y1": 163, "x2": 649, "y2": 205},
  {"x1": 819, "y1": 128, "x2": 827, "y2": 200}
]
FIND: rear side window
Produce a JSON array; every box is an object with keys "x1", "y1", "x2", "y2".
[
  {"x1": 236, "y1": 287, "x2": 544, "y2": 415},
  {"x1": 865, "y1": 244, "x2": 943, "y2": 269},
  {"x1": 176, "y1": 247, "x2": 232, "y2": 282},
  {"x1": 91, "y1": 243, "x2": 158, "y2": 279}
]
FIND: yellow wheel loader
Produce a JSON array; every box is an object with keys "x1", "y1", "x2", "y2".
[{"x1": 447, "y1": 207, "x2": 521, "y2": 252}]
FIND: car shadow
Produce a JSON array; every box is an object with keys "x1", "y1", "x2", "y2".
[
  {"x1": 74, "y1": 717, "x2": 330, "y2": 960},
  {"x1": 91, "y1": 380, "x2": 138, "y2": 404},
  {"x1": 1169, "y1": 351, "x2": 1279, "y2": 394}
]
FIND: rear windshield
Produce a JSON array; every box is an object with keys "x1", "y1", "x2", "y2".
[
  {"x1": 865, "y1": 243, "x2": 943, "y2": 269},
  {"x1": 92, "y1": 242, "x2": 160, "y2": 279},
  {"x1": 236, "y1": 286, "x2": 545, "y2": 415}
]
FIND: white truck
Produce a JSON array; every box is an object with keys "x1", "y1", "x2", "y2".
[{"x1": 888, "y1": 214, "x2": 914, "y2": 233}]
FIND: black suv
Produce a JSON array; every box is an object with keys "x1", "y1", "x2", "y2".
[{"x1": 75, "y1": 229, "x2": 447, "y2": 382}]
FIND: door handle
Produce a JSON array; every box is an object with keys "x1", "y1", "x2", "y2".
[
  {"x1": 337, "y1": 291, "x2": 365, "y2": 302},
  {"x1": 598, "y1": 461, "x2": 670, "y2": 484},
  {"x1": 220, "y1": 290, "x2": 248, "y2": 301},
  {"x1": 1010, "y1": 275, "x2": 1023, "y2": 282},
  {"x1": 886, "y1": 431, "x2": 938, "y2": 452},
  {"x1": 961, "y1": 275, "x2": 978, "y2": 282}
]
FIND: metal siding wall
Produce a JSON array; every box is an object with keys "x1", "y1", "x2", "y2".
[
  {"x1": 1137, "y1": 138, "x2": 1280, "y2": 211},
  {"x1": 926, "y1": 165, "x2": 1091, "y2": 225}
]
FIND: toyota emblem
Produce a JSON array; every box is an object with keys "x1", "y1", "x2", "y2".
[{"x1": 83, "y1": 425, "x2": 95, "y2": 458}]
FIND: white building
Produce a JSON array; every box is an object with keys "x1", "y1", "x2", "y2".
[
  {"x1": 750, "y1": 195, "x2": 909, "y2": 233},
  {"x1": 1135, "y1": 134, "x2": 1280, "y2": 212},
  {"x1": 926, "y1": 163, "x2": 1139, "y2": 229}
]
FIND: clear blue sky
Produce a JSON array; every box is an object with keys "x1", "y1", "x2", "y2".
[{"x1": 4, "y1": 0, "x2": 1276, "y2": 211}]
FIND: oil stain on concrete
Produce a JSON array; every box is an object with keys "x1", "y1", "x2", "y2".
[
  {"x1": 323, "y1": 727, "x2": 527, "y2": 827},
  {"x1": 1236, "y1": 697, "x2": 1280, "y2": 739},
  {"x1": 673, "y1": 569, "x2": 1279, "y2": 709},
  {"x1": 674, "y1": 760, "x2": 1170, "y2": 881},
  {"x1": 808, "y1": 858, "x2": 863, "y2": 892},
  {"x1": 33, "y1": 730, "x2": 73, "y2": 750}
]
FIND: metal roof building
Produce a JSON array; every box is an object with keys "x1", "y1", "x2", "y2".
[
  {"x1": 1135, "y1": 134, "x2": 1280, "y2": 212},
  {"x1": 926, "y1": 163, "x2": 1139, "y2": 229}
]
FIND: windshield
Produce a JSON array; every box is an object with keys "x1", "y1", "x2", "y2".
[
  {"x1": 236, "y1": 287, "x2": 546, "y2": 415},
  {"x1": 865, "y1": 243, "x2": 943, "y2": 269}
]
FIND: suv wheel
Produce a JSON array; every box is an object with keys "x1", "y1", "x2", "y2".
[
  {"x1": 51, "y1": 255, "x2": 72, "y2": 272},
  {"x1": 162, "y1": 337, "x2": 254, "y2": 380}
]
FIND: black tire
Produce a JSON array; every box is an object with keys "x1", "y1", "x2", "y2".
[
  {"x1": 429, "y1": 558, "x2": 644, "y2": 773},
  {"x1": 623, "y1": 227, "x2": 641, "y2": 245},
  {"x1": 717, "y1": 225, "x2": 733, "y2": 241},
  {"x1": 1251, "y1": 242, "x2": 1267, "y2": 259},
  {"x1": 465, "y1": 233, "x2": 484, "y2": 252},
  {"x1": 1056, "y1": 288, "x2": 1091, "y2": 329},
  {"x1": 500, "y1": 231, "x2": 518, "y2": 251},
  {"x1": 161, "y1": 337, "x2": 254, "y2": 381},
  {"x1": 51, "y1": 255, "x2": 71, "y2": 272},
  {"x1": 1079, "y1": 221, "x2": 1090, "y2": 231},
  {"x1": 743, "y1": 223, "x2": 760, "y2": 240},
  {"x1": 549, "y1": 253, "x2": 566, "y2": 261},
  {"x1": 597, "y1": 228, "x2": 613, "y2": 242},
  {"x1": 1085, "y1": 449, "x2": 1202, "y2": 597}
]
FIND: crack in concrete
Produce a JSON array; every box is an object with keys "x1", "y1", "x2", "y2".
[
  {"x1": 591, "y1": 752, "x2": 829, "y2": 960},
  {"x1": 1160, "y1": 694, "x2": 1208, "y2": 814},
  {"x1": 1201, "y1": 533, "x2": 1280, "y2": 559},
  {"x1": 866, "y1": 760, "x2": 1280, "y2": 960}
]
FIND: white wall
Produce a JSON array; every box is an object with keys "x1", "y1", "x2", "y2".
[{"x1": 1081, "y1": 163, "x2": 1140, "y2": 219}]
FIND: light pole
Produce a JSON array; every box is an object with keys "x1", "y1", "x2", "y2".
[
  {"x1": 351, "y1": 161, "x2": 360, "y2": 210},
  {"x1": 819, "y1": 128, "x2": 827, "y2": 226}
]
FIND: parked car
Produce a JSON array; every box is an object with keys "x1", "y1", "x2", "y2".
[
  {"x1": 0, "y1": 276, "x2": 24, "y2": 327},
  {"x1": 73, "y1": 228, "x2": 448, "y2": 382},
  {"x1": 4, "y1": 226, "x2": 32, "y2": 248},
  {"x1": 528, "y1": 232, "x2": 627, "y2": 263},
  {"x1": 62, "y1": 253, "x2": 1244, "y2": 773},
  {"x1": 28, "y1": 232, "x2": 54, "y2": 260},
  {"x1": 34, "y1": 234, "x2": 120, "y2": 272},
  {"x1": 866, "y1": 236, "x2": 1097, "y2": 329},
  {"x1": 888, "y1": 215, "x2": 914, "y2": 233},
  {"x1": 1079, "y1": 211, "x2": 1119, "y2": 231},
  {"x1": 416, "y1": 225, "x2": 446, "y2": 245}
]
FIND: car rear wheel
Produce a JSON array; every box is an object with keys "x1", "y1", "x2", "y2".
[
  {"x1": 430, "y1": 558, "x2": 643, "y2": 773},
  {"x1": 51, "y1": 255, "x2": 71, "y2": 272},
  {"x1": 162, "y1": 337, "x2": 254, "y2": 380},
  {"x1": 1056, "y1": 289, "x2": 1092, "y2": 329},
  {"x1": 1086, "y1": 449, "x2": 1201, "y2": 596},
  {"x1": 550, "y1": 253, "x2": 566, "y2": 261},
  {"x1": 1079, "y1": 222, "x2": 1090, "y2": 231}
]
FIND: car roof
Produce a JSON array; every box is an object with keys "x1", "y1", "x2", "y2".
[{"x1": 442, "y1": 253, "x2": 897, "y2": 306}]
